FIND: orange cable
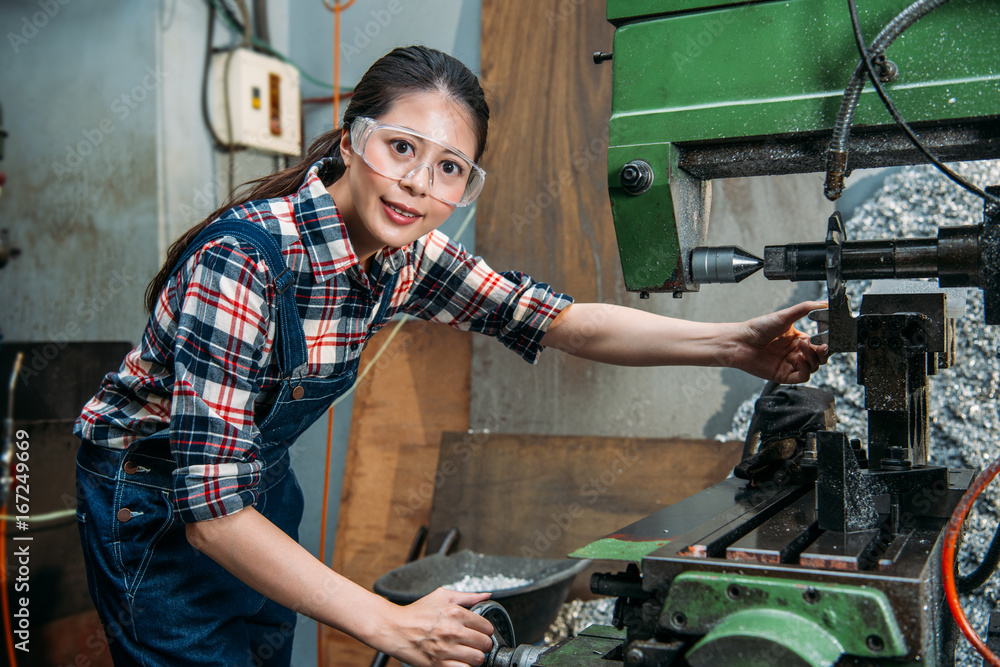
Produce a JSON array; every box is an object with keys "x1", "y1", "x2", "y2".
[
  {"x1": 317, "y1": 5, "x2": 354, "y2": 664},
  {"x1": 943, "y1": 452, "x2": 1000, "y2": 666},
  {"x1": 326, "y1": 0, "x2": 356, "y2": 127},
  {"x1": 316, "y1": 404, "x2": 336, "y2": 667}
]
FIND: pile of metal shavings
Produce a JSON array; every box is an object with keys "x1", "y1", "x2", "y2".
[
  {"x1": 443, "y1": 574, "x2": 532, "y2": 593},
  {"x1": 718, "y1": 160, "x2": 1000, "y2": 666},
  {"x1": 543, "y1": 597, "x2": 616, "y2": 646}
]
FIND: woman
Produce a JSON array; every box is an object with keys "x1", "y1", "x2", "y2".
[{"x1": 74, "y1": 45, "x2": 827, "y2": 667}]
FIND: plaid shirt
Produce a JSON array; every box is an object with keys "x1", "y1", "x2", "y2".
[{"x1": 75, "y1": 158, "x2": 572, "y2": 523}]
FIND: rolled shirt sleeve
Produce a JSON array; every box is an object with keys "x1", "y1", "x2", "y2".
[
  {"x1": 399, "y1": 230, "x2": 573, "y2": 363},
  {"x1": 168, "y1": 240, "x2": 274, "y2": 523}
]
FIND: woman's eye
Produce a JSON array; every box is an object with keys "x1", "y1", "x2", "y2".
[
  {"x1": 390, "y1": 139, "x2": 413, "y2": 155},
  {"x1": 439, "y1": 160, "x2": 465, "y2": 177}
]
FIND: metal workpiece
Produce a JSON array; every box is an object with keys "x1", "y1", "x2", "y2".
[{"x1": 689, "y1": 246, "x2": 763, "y2": 284}]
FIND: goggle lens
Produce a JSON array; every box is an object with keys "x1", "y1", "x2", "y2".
[{"x1": 352, "y1": 119, "x2": 485, "y2": 206}]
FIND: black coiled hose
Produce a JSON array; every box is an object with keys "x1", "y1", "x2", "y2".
[
  {"x1": 824, "y1": 0, "x2": 951, "y2": 200},
  {"x1": 957, "y1": 520, "x2": 1000, "y2": 594}
]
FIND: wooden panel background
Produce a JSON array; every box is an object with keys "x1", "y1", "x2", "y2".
[
  {"x1": 427, "y1": 433, "x2": 743, "y2": 599},
  {"x1": 477, "y1": 2, "x2": 617, "y2": 302},
  {"x1": 324, "y1": 321, "x2": 471, "y2": 666}
]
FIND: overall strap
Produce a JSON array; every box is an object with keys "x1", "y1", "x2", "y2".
[
  {"x1": 374, "y1": 272, "x2": 400, "y2": 323},
  {"x1": 170, "y1": 219, "x2": 307, "y2": 376}
]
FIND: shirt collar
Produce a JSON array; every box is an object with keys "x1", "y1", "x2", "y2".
[{"x1": 293, "y1": 158, "x2": 407, "y2": 283}]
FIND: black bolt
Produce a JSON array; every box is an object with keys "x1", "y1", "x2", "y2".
[
  {"x1": 620, "y1": 160, "x2": 654, "y2": 196},
  {"x1": 593, "y1": 51, "x2": 613, "y2": 64},
  {"x1": 869, "y1": 336, "x2": 882, "y2": 350},
  {"x1": 803, "y1": 587, "x2": 820, "y2": 604}
]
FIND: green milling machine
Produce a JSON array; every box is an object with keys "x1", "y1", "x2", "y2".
[{"x1": 476, "y1": 0, "x2": 1000, "y2": 665}]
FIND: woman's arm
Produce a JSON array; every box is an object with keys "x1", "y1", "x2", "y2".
[
  {"x1": 186, "y1": 510, "x2": 495, "y2": 667},
  {"x1": 540, "y1": 300, "x2": 829, "y2": 384}
]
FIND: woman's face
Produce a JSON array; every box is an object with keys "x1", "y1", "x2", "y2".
[{"x1": 329, "y1": 89, "x2": 480, "y2": 265}]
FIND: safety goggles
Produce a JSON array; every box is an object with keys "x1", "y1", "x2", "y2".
[{"x1": 349, "y1": 116, "x2": 486, "y2": 207}]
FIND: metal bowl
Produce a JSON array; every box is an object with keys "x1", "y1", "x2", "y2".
[{"x1": 374, "y1": 550, "x2": 591, "y2": 644}]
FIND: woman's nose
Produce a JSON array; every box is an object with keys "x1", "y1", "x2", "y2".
[{"x1": 398, "y1": 163, "x2": 433, "y2": 195}]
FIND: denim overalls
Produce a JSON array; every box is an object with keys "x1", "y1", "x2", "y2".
[{"x1": 76, "y1": 220, "x2": 397, "y2": 666}]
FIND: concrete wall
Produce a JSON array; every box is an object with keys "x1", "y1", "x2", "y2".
[{"x1": 1, "y1": 0, "x2": 160, "y2": 342}]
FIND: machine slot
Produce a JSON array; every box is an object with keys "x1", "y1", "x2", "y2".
[
  {"x1": 671, "y1": 483, "x2": 810, "y2": 559},
  {"x1": 799, "y1": 526, "x2": 887, "y2": 571},
  {"x1": 725, "y1": 491, "x2": 821, "y2": 565}
]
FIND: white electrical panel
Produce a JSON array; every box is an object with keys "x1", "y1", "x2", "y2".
[{"x1": 209, "y1": 48, "x2": 301, "y2": 156}]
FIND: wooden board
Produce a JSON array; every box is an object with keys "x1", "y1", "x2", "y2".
[
  {"x1": 478, "y1": 1, "x2": 616, "y2": 302},
  {"x1": 323, "y1": 321, "x2": 471, "y2": 666},
  {"x1": 427, "y1": 433, "x2": 743, "y2": 598}
]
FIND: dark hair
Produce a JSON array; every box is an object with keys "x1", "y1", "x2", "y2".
[{"x1": 144, "y1": 45, "x2": 490, "y2": 313}]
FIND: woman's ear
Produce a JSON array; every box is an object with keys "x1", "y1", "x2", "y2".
[{"x1": 339, "y1": 128, "x2": 353, "y2": 168}]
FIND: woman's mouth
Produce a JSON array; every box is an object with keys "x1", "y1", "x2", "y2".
[{"x1": 381, "y1": 199, "x2": 422, "y2": 225}]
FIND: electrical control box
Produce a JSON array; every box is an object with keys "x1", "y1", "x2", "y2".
[{"x1": 209, "y1": 48, "x2": 301, "y2": 156}]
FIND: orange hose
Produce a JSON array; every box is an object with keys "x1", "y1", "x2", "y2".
[
  {"x1": 943, "y1": 452, "x2": 1000, "y2": 666},
  {"x1": 317, "y1": 5, "x2": 354, "y2": 664},
  {"x1": 327, "y1": 0, "x2": 356, "y2": 127},
  {"x1": 316, "y1": 405, "x2": 336, "y2": 666}
]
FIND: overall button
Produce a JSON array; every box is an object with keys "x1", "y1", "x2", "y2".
[
  {"x1": 291, "y1": 385, "x2": 305, "y2": 400},
  {"x1": 123, "y1": 460, "x2": 139, "y2": 474},
  {"x1": 117, "y1": 508, "x2": 133, "y2": 522},
  {"x1": 349, "y1": 342, "x2": 360, "y2": 351}
]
